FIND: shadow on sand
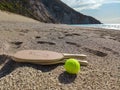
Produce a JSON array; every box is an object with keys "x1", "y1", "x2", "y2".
[
  {"x1": 0, "y1": 55, "x2": 77, "y2": 84},
  {"x1": 0, "y1": 55, "x2": 58, "y2": 78},
  {"x1": 58, "y1": 71, "x2": 77, "y2": 84}
]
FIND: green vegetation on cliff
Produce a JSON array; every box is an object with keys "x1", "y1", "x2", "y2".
[{"x1": 0, "y1": 0, "x2": 35, "y2": 18}]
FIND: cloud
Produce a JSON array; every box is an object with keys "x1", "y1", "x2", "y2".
[
  {"x1": 61, "y1": 0, "x2": 120, "y2": 11},
  {"x1": 75, "y1": 3, "x2": 102, "y2": 11},
  {"x1": 104, "y1": 0, "x2": 120, "y2": 4},
  {"x1": 61, "y1": 0, "x2": 104, "y2": 11}
]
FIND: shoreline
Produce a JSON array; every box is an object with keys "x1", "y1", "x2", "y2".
[{"x1": 70, "y1": 24, "x2": 120, "y2": 31}]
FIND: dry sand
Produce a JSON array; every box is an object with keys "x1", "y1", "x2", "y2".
[
  {"x1": 0, "y1": 11, "x2": 120, "y2": 90},
  {"x1": 0, "y1": 10, "x2": 39, "y2": 23}
]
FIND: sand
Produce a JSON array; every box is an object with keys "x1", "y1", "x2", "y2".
[
  {"x1": 0, "y1": 11, "x2": 120, "y2": 90},
  {"x1": 0, "y1": 10, "x2": 39, "y2": 23}
]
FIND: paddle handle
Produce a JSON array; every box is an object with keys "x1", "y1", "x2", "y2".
[{"x1": 63, "y1": 53, "x2": 87, "y2": 59}]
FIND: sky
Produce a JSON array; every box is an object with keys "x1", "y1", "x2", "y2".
[{"x1": 61, "y1": 0, "x2": 120, "y2": 23}]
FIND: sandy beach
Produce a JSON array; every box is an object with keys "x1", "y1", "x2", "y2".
[
  {"x1": 0, "y1": 10, "x2": 39, "y2": 23},
  {"x1": 0, "y1": 11, "x2": 120, "y2": 90}
]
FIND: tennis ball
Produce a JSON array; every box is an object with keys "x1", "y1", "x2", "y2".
[{"x1": 64, "y1": 58, "x2": 80, "y2": 74}]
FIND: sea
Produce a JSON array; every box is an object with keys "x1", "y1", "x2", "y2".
[{"x1": 71, "y1": 24, "x2": 120, "y2": 30}]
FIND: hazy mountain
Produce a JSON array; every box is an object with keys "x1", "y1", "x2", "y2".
[{"x1": 0, "y1": 0, "x2": 101, "y2": 24}]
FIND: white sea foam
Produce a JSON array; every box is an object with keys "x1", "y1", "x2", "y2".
[{"x1": 72, "y1": 24, "x2": 120, "y2": 30}]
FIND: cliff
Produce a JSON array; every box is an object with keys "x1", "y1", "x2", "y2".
[{"x1": 0, "y1": 0, "x2": 101, "y2": 24}]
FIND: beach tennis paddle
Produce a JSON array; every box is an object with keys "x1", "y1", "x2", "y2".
[{"x1": 9, "y1": 50, "x2": 88, "y2": 66}]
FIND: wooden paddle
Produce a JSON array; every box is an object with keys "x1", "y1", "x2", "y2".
[{"x1": 6, "y1": 50, "x2": 88, "y2": 66}]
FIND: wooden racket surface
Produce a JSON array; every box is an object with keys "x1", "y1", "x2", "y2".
[{"x1": 12, "y1": 50, "x2": 64, "y2": 62}]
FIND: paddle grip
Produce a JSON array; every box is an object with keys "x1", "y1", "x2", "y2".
[{"x1": 63, "y1": 53, "x2": 87, "y2": 59}]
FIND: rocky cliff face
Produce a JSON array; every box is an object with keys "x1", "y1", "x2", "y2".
[{"x1": 0, "y1": 0, "x2": 101, "y2": 24}]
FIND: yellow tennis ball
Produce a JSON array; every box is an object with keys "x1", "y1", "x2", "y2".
[{"x1": 64, "y1": 58, "x2": 80, "y2": 74}]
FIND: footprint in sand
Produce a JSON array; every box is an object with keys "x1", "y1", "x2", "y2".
[
  {"x1": 66, "y1": 41, "x2": 80, "y2": 47},
  {"x1": 35, "y1": 36, "x2": 41, "y2": 39},
  {"x1": 10, "y1": 41, "x2": 23, "y2": 48},
  {"x1": 82, "y1": 47, "x2": 107, "y2": 57},
  {"x1": 20, "y1": 29, "x2": 29, "y2": 33},
  {"x1": 102, "y1": 47, "x2": 119, "y2": 56},
  {"x1": 37, "y1": 41, "x2": 56, "y2": 45},
  {"x1": 65, "y1": 33, "x2": 81, "y2": 37}
]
